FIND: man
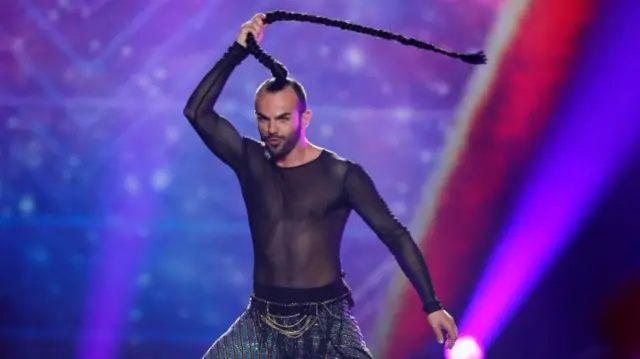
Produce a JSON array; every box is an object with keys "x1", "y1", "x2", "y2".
[{"x1": 184, "y1": 13, "x2": 458, "y2": 359}]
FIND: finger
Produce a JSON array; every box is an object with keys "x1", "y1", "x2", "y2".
[
  {"x1": 249, "y1": 22, "x2": 261, "y2": 35},
  {"x1": 251, "y1": 24, "x2": 262, "y2": 37},
  {"x1": 445, "y1": 324, "x2": 458, "y2": 349},
  {"x1": 240, "y1": 29, "x2": 253, "y2": 41},
  {"x1": 447, "y1": 336, "x2": 457, "y2": 350},
  {"x1": 253, "y1": 14, "x2": 265, "y2": 26},
  {"x1": 432, "y1": 326, "x2": 444, "y2": 344},
  {"x1": 242, "y1": 25, "x2": 259, "y2": 41},
  {"x1": 241, "y1": 23, "x2": 254, "y2": 34},
  {"x1": 256, "y1": 22, "x2": 267, "y2": 32}
]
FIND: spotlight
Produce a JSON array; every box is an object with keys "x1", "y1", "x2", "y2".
[{"x1": 445, "y1": 336, "x2": 483, "y2": 359}]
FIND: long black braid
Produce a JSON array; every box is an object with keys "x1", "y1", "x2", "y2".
[{"x1": 246, "y1": 11, "x2": 487, "y2": 86}]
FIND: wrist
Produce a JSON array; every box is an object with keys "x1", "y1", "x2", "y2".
[
  {"x1": 226, "y1": 41, "x2": 250, "y2": 61},
  {"x1": 422, "y1": 300, "x2": 444, "y2": 314}
]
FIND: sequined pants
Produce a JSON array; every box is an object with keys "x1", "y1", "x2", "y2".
[{"x1": 202, "y1": 279, "x2": 374, "y2": 359}]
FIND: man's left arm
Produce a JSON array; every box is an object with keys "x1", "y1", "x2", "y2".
[
  {"x1": 344, "y1": 162, "x2": 442, "y2": 313},
  {"x1": 344, "y1": 162, "x2": 458, "y2": 348}
]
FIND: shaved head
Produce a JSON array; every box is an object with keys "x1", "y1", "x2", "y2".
[{"x1": 255, "y1": 77, "x2": 308, "y2": 114}]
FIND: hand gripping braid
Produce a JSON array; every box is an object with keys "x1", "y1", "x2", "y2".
[{"x1": 245, "y1": 11, "x2": 487, "y2": 86}]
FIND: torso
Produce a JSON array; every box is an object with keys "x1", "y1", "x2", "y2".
[{"x1": 237, "y1": 139, "x2": 353, "y2": 288}]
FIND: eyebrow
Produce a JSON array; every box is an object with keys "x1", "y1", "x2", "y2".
[{"x1": 255, "y1": 112, "x2": 291, "y2": 119}]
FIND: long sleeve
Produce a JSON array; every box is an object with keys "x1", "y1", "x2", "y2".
[
  {"x1": 183, "y1": 42, "x2": 250, "y2": 171},
  {"x1": 344, "y1": 163, "x2": 443, "y2": 313}
]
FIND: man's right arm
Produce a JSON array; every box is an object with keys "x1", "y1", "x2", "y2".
[{"x1": 183, "y1": 42, "x2": 249, "y2": 170}]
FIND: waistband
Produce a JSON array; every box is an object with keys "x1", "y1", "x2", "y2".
[{"x1": 252, "y1": 277, "x2": 351, "y2": 305}]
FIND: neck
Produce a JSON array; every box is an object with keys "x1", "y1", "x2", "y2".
[{"x1": 275, "y1": 137, "x2": 314, "y2": 167}]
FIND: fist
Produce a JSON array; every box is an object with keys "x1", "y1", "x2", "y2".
[{"x1": 236, "y1": 13, "x2": 267, "y2": 47}]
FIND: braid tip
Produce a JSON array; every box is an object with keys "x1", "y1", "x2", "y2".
[{"x1": 459, "y1": 51, "x2": 487, "y2": 65}]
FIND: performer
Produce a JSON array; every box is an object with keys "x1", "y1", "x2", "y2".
[{"x1": 184, "y1": 13, "x2": 458, "y2": 359}]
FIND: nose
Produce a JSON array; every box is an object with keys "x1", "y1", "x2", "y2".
[{"x1": 267, "y1": 120, "x2": 278, "y2": 135}]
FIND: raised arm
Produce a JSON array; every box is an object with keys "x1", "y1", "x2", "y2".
[
  {"x1": 344, "y1": 163, "x2": 443, "y2": 313},
  {"x1": 183, "y1": 14, "x2": 266, "y2": 170},
  {"x1": 182, "y1": 41, "x2": 249, "y2": 170}
]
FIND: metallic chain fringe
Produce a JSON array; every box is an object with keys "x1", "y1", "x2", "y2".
[{"x1": 250, "y1": 291, "x2": 351, "y2": 339}]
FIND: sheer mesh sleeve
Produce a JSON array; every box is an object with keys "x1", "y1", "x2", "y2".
[
  {"x1": 183, "y1": 42, "x2": 249, "y2": 171},
  {"x1": 344, "y1": 163, "x2": 443, "y2": 313}
]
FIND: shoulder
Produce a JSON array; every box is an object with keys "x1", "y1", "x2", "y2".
[
  {"x1": 242, "y1": 136, "x2": 263, "y2": 148},
  {"x1": 322, "y1": 148, "x2": 351, "y2": 167},
  {"x1": 321, "y1": 149, "x2": 366, "y2": 178},
  {"x1": 237, "y1": 136, "x2": 273, "y2": 172},
  {"x1": 242, "y1": 136, "x2": 268, "y2": 157}
]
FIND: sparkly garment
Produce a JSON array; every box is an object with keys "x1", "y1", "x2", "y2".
[{"x1": 202, "y1": 280, "x2": 373, "y2": 359}]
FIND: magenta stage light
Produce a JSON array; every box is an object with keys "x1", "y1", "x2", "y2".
[{"x1": 456, "y1": 0, "x2": 640, "y2": 351}]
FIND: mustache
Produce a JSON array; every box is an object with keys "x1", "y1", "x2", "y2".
[{"x1": 263, "y1": 135, "x2": 285, "y2": 141}]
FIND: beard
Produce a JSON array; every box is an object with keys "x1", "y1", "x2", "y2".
[{"x1": 262, "y1": 124, "x2": 302, "y2": 160}]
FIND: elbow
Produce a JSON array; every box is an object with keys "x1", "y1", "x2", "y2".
[
  {"x1": 381, "y1": 227, "x2": 412, "y2": 252},
  {"x1": 183, "y1": 106, "x2": 197, "y2": 122}
]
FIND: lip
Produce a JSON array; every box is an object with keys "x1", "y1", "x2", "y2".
[{"x1": 267, "y1": 139, "x2": 281, "y2": 145}]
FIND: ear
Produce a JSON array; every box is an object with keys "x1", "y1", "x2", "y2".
[{"x1": 301, "y1": 109, "x2": 312, "y2": 128}]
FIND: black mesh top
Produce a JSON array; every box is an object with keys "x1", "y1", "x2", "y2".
[{"x1": 183, "y1": 42, "x2": 442, "y2": 313}]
